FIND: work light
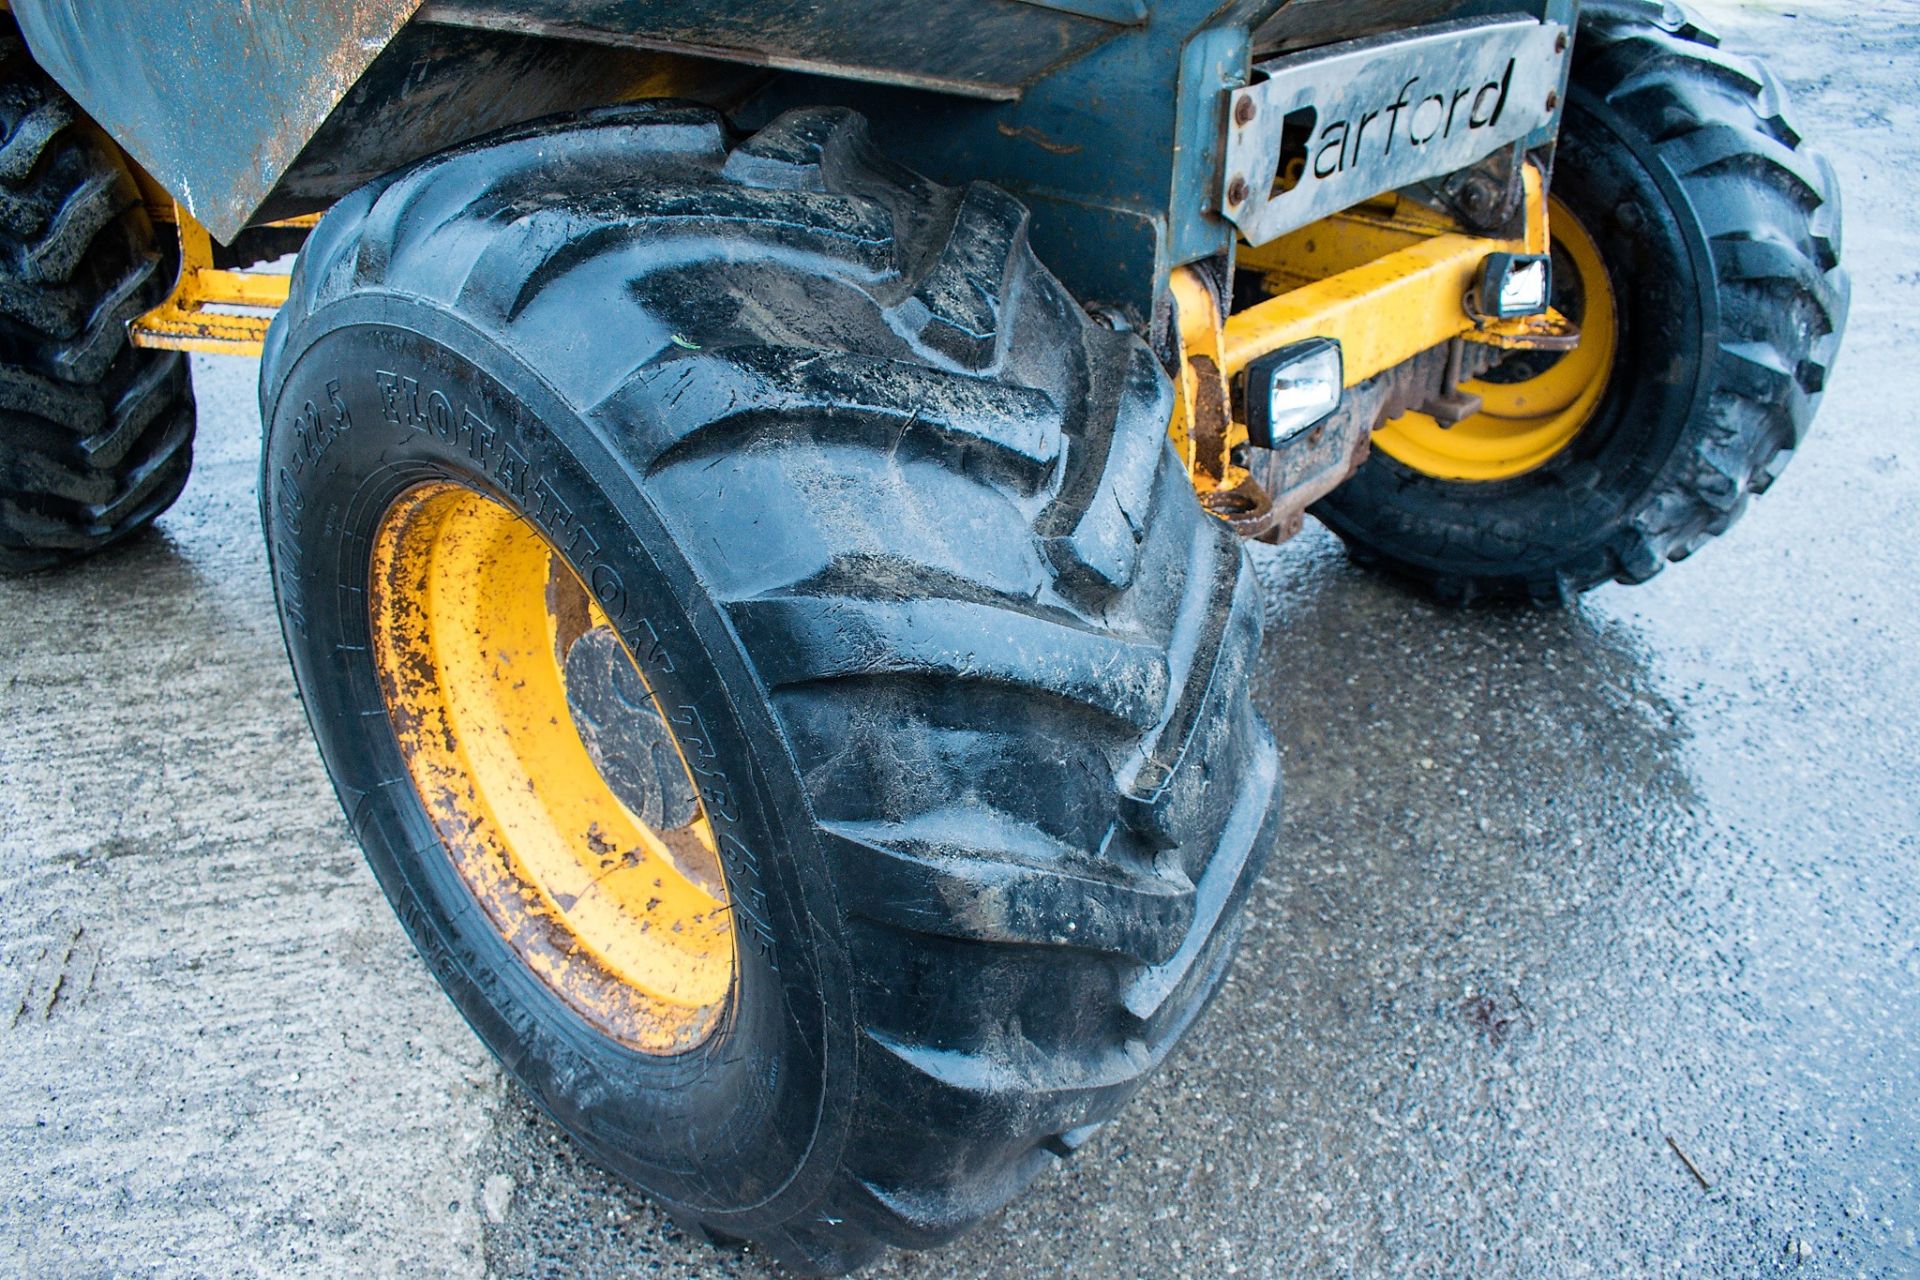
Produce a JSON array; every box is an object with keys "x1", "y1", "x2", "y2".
[
  {"x1": 1243, "y1": 337, "x2": 1343, "y2": 448},
  {"x1": 1477, "y1": 252, "x2": 1552, "y2": 317}
]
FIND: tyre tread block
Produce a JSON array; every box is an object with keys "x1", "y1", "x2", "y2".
[
  {"x1": 626, "y1": 346, "x2": 1064, "y2": 488},
  {"x1": 0, "y1": 35, "x2": 195, "y2": 571},
  {"x1": 735, "y1": 593, "x2": 1169, "y2": 730},
  {"x1": 822, "y1": 811, "x2": 1194, "y2": 965}
]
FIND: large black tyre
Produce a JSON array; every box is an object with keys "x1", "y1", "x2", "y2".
[
  {"x1": 1313, "y1": 0, "x2": 1848, "y2": 605},
  {"x1": 260, "y1": 104, "x2": 1277, "y2": 1273},
  {"x1": 0, "y1": 31, "x2": 195, "y2": 573}
]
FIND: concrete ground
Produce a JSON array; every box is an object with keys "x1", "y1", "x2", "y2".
[{"x1": 3, "y1": 3, "x2": 1916, "y2": 1276}]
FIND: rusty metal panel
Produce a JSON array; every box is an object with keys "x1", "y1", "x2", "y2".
[
  {"x1": 11, "y1": 0, "x2": 424, "y2": 242},
  {"x1": 1222, "y1": 17, "x2": 1569, "y2": 245},
  {"x1": 416, "y1": 0, "x2": 1137, "y2": 100},
  {"x1": 254, "y1": 24, "x2": 763, "y2": 225}
]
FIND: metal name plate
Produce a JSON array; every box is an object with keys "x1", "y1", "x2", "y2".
[{"x1": 1222, "y1": 18, "x2": 1570, "y2": 246}]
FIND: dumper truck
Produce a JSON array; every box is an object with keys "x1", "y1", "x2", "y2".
[{"x1": 0, "y1": 0, "x2": 1846, "y2": 1270}]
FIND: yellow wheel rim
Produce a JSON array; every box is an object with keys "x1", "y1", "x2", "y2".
[
  {"x1": 1373, "y1": 196, "x2": 1618, "y2": 481},
  {"x1": 369, "y1": 481, "x2": 733, "y2": 1054}
]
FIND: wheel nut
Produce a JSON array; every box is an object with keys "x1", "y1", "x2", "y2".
[{"x1": 1459, "y1": 174, "x2": 1501, "y2": 218}]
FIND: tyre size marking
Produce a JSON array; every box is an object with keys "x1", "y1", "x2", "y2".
[
  {"x1": 373, "y1": 368, "x2": 628, "y2": 620},
  {"x1": 283, "y1": 378, "x2": 352, "y2": 477},
  {"x1": 276, "y1": 462, "x2": 309, "y2": 637},
  {"x1": 669, "y1": 702, "x2": 776, "y2": 964},
  {"x1": 272, "y1": 378, "x2": 355, "y2": 639}
]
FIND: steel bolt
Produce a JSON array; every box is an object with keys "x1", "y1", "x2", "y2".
[
  {"x1": 1555, "y1": 31, "x2": 1569, "y2": 53},
  {"x1": 1546, "y1": 91, "x2": 1560, "y2": 110},
  {"x1": 1233, "y1": 96, "x2": 1257, "y2": 127},
  {"x1": 1459, "y1": 174, "x2": 1502, "y2": 219},
  {"x1": 1226, "y1": 175, "x2": 1250, "y2": 207}
]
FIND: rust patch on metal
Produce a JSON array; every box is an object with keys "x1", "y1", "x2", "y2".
[
  {"x1": 1188, "y1": 353, "x2": 1231, "y2": 484},
  {"x1": 994, "y1": 120, "x2": 1084, "y2": 155}
]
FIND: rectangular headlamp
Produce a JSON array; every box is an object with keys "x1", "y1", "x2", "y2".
[
  {"x1": 1476, "y1": 252, "x2": 1553, "y2": 318},
  {"x1": 1242, "y1": 337, "x2": 1343, "y2": 449}
]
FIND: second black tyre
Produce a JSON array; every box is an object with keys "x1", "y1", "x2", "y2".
[
  {"x1": 259, "y1": 104, "x2": 1278, "y2": 1273},
  {"x1": 0, "y1": 29, "x2": 195, "y2": 573},
  {"x1": 1314, "y1": 1, "x2": 1848, "y2": 605}
]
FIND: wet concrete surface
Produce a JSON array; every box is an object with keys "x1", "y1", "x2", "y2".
[{"x1": 2, "y1": 2, "x2": 1916, "y2": 1276}]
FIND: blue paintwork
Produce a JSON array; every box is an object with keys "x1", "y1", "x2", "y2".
[
  {"x1": 11, "y1": 0, "x2": 423, "y2": 243},
  {"x1": 11, "y1": 0, "x2": 1571, "y2": 317}
]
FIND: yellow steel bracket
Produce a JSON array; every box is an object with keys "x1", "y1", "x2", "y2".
[
  {"x1": 128, "y1": 203, "x2": 305, "y2": 357},
  {"x1": 1167, "y1": 267, "x2": 1280, "y2": 536},
  {"x1": 1223, "y1": 164, "x2": 1573, "y2": 389},
  {"x1": 1169, "y1": 164, "x2": 1579, "y2": 532}
]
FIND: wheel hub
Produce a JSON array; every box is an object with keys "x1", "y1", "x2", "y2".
[
  {"x1": 1371, "y1": 195, "x2": 1619, "y2": 481},
  {"x1": 367, "y1": 480, "x2": 733, "y2": 1054},
  {"x1": 563, "y1": 627, "x2": 704, "y2": 840}
]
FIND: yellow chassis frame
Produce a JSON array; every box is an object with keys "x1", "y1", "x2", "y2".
[
  {"x1": 1167, "y1": 164, "x2": 1574, "y2": 520},
  {"x1": 128, "y1": 202, "x2": 312, "y2": 355}
]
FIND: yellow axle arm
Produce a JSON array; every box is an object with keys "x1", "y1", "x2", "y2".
[{"x1": 128, "y1": 204, "x2": 308, "y2": 356}]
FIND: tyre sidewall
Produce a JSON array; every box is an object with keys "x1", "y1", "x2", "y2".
[{"x1": 260, "y1": 296, "x2": 855, "y2": 1228}]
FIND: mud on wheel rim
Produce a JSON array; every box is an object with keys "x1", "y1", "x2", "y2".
[
  {"x1": 369, "y1": 480, "x2": 734, "y2": 1055},
  {"x1": 1371, "y1": 195, "x2": 1619, "y2": 481}
]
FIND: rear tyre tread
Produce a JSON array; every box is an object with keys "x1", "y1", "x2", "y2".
[
  {"x1": 0, "y1": 29, "x2": 195, "y2": 573},
  {"x1": 1576, "y1": 8, "x2": 1847, "y2": 588}
]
